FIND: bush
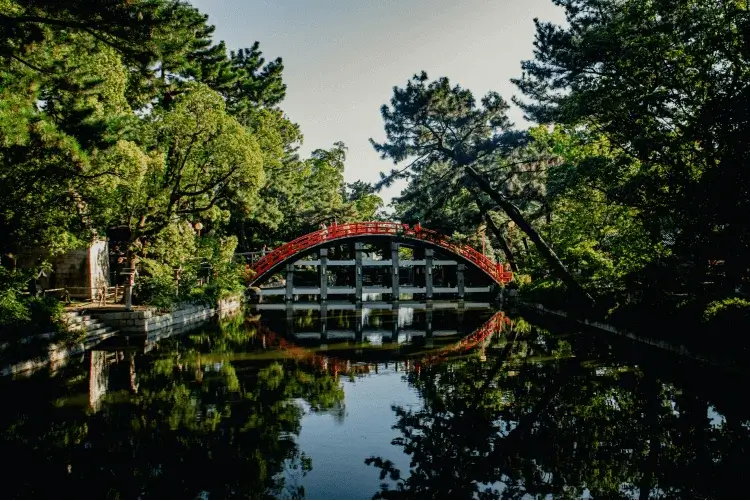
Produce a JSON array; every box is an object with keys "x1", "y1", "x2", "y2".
[
  {"x1": 0, "y1": 268, "x2": 32, "y2": 327},
  {"x1": 134, "y1": 274, "x2": 177, "y2": 310},
  {"x1": 133, "y1": 259, "x2": 178, "y2": 311},
  {"x1": 0, "y1": 293, "x2": 65, "y2": 341},
  {"x1": 199, "y1": 262, "x2": 245, "y2": 307},
  {"x1": 703, "y1": 297, "x2": 750, "y2": 324},
  {"x1": 134, "y1": 254, "x2": 245, "y2": 310}
]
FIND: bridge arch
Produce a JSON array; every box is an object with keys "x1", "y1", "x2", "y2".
[{"x1": 247, "y1": 222, "x2": 513, "y2": 287}]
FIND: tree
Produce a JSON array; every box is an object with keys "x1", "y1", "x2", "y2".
[
  {"x1": 372, "y1": 72, "x2": 593, "y2": 305},
  {"x1": 0, "y1": 27, "x2": 136, "y2": 259},
  {"x1": 108, "y1": 83, "x2": 264, "y2": 263},
  {"x1": 227, "y1": 41, "x2": 287, "y2": 119},
  {"x1": 0, "y1": 0, "x2": 169, "y2": 68},
  {"x1": 513, "y1": 0, "x2": 750, "y2": 293},
  {"x1": 346, "y1": 181, "x2": 384, "y2": 221}
]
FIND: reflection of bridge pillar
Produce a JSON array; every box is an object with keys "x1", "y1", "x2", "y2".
[
  {"x1": 425, "y1": 249, "x2": 434, "y2": 299},
  {"x1": 355, "y1": 242, "x2": 364, "y2": 301},
  {"x1": 425, "y1": 303, "x2": 434, "y2": 348},
  {"x1": 320, "y1": 301, "x2": 328, "y2": 343},
  {"x1": 391, "y1": 241, "x2": 400, "y2": 300},
  {"x1": 390, "y1": 307, "x2": 399, "y2": 341},
  {"x1": 286, "y1": 302, "x2": 294, "y2": 338},
  {"x1": 457, "y1": 302, "x2": 465, "y2": 334},
  {"x1": 355, "y1": 302, "x2": 363, "y2": 343},
  {"x1": 457, "y1": 263, "x2": 466, "y2": 299},
  {"x1": 319, "y1": 248, "x2": 328, "y2": 300},
  {"x1": 285, "y1": 263, "x2": 294, "y2": 301}
]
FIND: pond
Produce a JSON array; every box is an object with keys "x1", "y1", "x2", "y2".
[{"x1": 2, "y1": 301, "x2": 750, "y2": 499}]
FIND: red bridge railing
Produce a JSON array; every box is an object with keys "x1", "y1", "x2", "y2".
[{"x1": 249, "y1": 221, "x2": 513, "y2": 285}]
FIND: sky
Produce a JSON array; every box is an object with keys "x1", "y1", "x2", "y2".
[{"x1": 188, "y1": 0, "x2": 567, "y2": 207}]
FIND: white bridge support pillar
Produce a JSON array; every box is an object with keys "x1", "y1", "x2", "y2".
[
  {"x1": 285, "y1": 263, "x2": 294, "y2": 301},
  {"x1": 319, "y1": 248, "x2": 328, "y2": 301},
  {"x1": 425, "y1": 248, "x2": 434, "y2": 299},
  {"x1": 457, "y1": 263, "x2": 466, "y2": 299},
  {"x1": 355, "y1": 242, "x2": 364, "y2": 302}
]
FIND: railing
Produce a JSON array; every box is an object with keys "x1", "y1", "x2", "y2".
[
  {"x1": 417, "y1": 311, "x2": 511, "y2": 368},
  {"x1": 249, "y1": 221, "x2": 513, "y2": 285},
  {"x1": 37, "y1": 286, "x2": 124, "y2": 305}
]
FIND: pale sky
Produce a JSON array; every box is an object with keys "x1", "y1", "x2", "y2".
[{"x1": 188, "y1": 0, "x2": 566, "y2": 206}]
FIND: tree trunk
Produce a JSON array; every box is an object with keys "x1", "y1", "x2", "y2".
[
  {"x1": 464, "y1": 165, "x2": 595, "y2": 307},
  {"x1": 486, "y1": 214, "x2": 519, "y2": 273},
  {"x1": 473, "y1": 196, "x2": 520, "y2": 273}
]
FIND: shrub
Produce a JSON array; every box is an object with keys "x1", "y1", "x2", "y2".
[
  {"x1": 0, "y1": 268, "x2": 32, "y2": 327},
  {"x1": 200, "y1": 262, "x2": 245, "y2": 307},
  {"x1": 703, "y1": 297, "x2": 750, "y2": 324},
  {"x1": 0, "y1": 293, "x2": 65, "y2": 341},
  {"x1": 133, "y1": 259, "x2": 178, "y2": 311}
]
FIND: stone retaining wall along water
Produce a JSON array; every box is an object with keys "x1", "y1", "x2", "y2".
[
  {"x1": 1, "y1": 297, "x2": 243, "y2": 378},
  {"x1": 1, "y1": 310, "x2": 120, "y2": 378},
  {"x1": 90, "y1": 297, "x2": 243, "y2": 339}
]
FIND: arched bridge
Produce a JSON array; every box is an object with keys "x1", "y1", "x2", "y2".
[{"x1": 247, "y1": 221, "x2": 513, "y2": 300}]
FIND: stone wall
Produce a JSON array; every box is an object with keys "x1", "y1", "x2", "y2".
[
  {"x1": 91, "y1": 296, "x2": 243, "y2": 338},
  {"x1": 88, "y1": 239, "x2": 109, "y2": 297},
  {"x1": 2, "y1": 297, "x2": 243, "y2": 378},
  {"x1": 1, "y1": 333, "x2": 107, "y2": 378},
  {"x1": 17, "y1": 238, "x2": 110, "y2": 299}
]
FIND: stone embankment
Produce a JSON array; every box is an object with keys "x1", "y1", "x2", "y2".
[
  {"x1": 1, "y1": 311, "x2": 118, "y2": 377},
  {"x1": 88, "y1": 296, "x2": 242, "y2": 341},
  {"x1": 2, "y1": 296, "x2": 243, "y2": 377}
]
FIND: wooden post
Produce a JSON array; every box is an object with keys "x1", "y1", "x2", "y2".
[
  {"x1": 286, "y1": 302, "x2": 294, "y2": 338},
  {"x1": 389, "y1": 307, "x2": 399, "y2": 343},
  {"x1": 320, "y1": 300, "x2": 328, "y2": 343},
  {"x1": 457, "y1": 301, "x2": 465, "y2": 334}
]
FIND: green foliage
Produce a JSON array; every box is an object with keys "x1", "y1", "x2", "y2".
[
  {"x1": 374, "y1": 72, "x2": 593, "y2": 304},
  {"x1": 0, "y1": 294, "x2": 64, "y2": 342},
  {"x1": 703, "y1": 298, "x2": 750, "y2": 324},
  {"x1": 514, "y1": 0, "x2": 750, "y2": 290},
  {"x1": 0, "y1": 269, "x2": 33, "y2": 329},
  {"x1": 201, "y1": 264, "x2": 245, "y2": 307},
  {"x1": 133, "y1": 258, "x2": 178, "y2": 311},
  {"x1": 0, "y1": 267, "x2": 64, "y2": 340}
]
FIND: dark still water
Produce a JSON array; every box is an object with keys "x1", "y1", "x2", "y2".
[{"x1": 2, "y1": 301, "x2": 750, "y2": 499}]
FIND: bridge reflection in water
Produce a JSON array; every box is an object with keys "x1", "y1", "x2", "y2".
[
  {"x1": 82, "y1": 301, "x2": 511, "y2": 415},
  {"x1": 252, "y1": 300, "x2": 501, "y2": 346},
  {"x1": 11, "y1": 298, "x2": 750, "y2": 499},
  {"x1": 247, "y1": 301, "x2": 512, "y2": 381}
]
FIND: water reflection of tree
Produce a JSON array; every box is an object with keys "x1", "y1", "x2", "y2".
[
  {"x1": 1, "y1": 318, "x2": 344, "y2": 499},
  {"x1": 367, "y1": 323, "x2": 750, "y2": 499}
]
